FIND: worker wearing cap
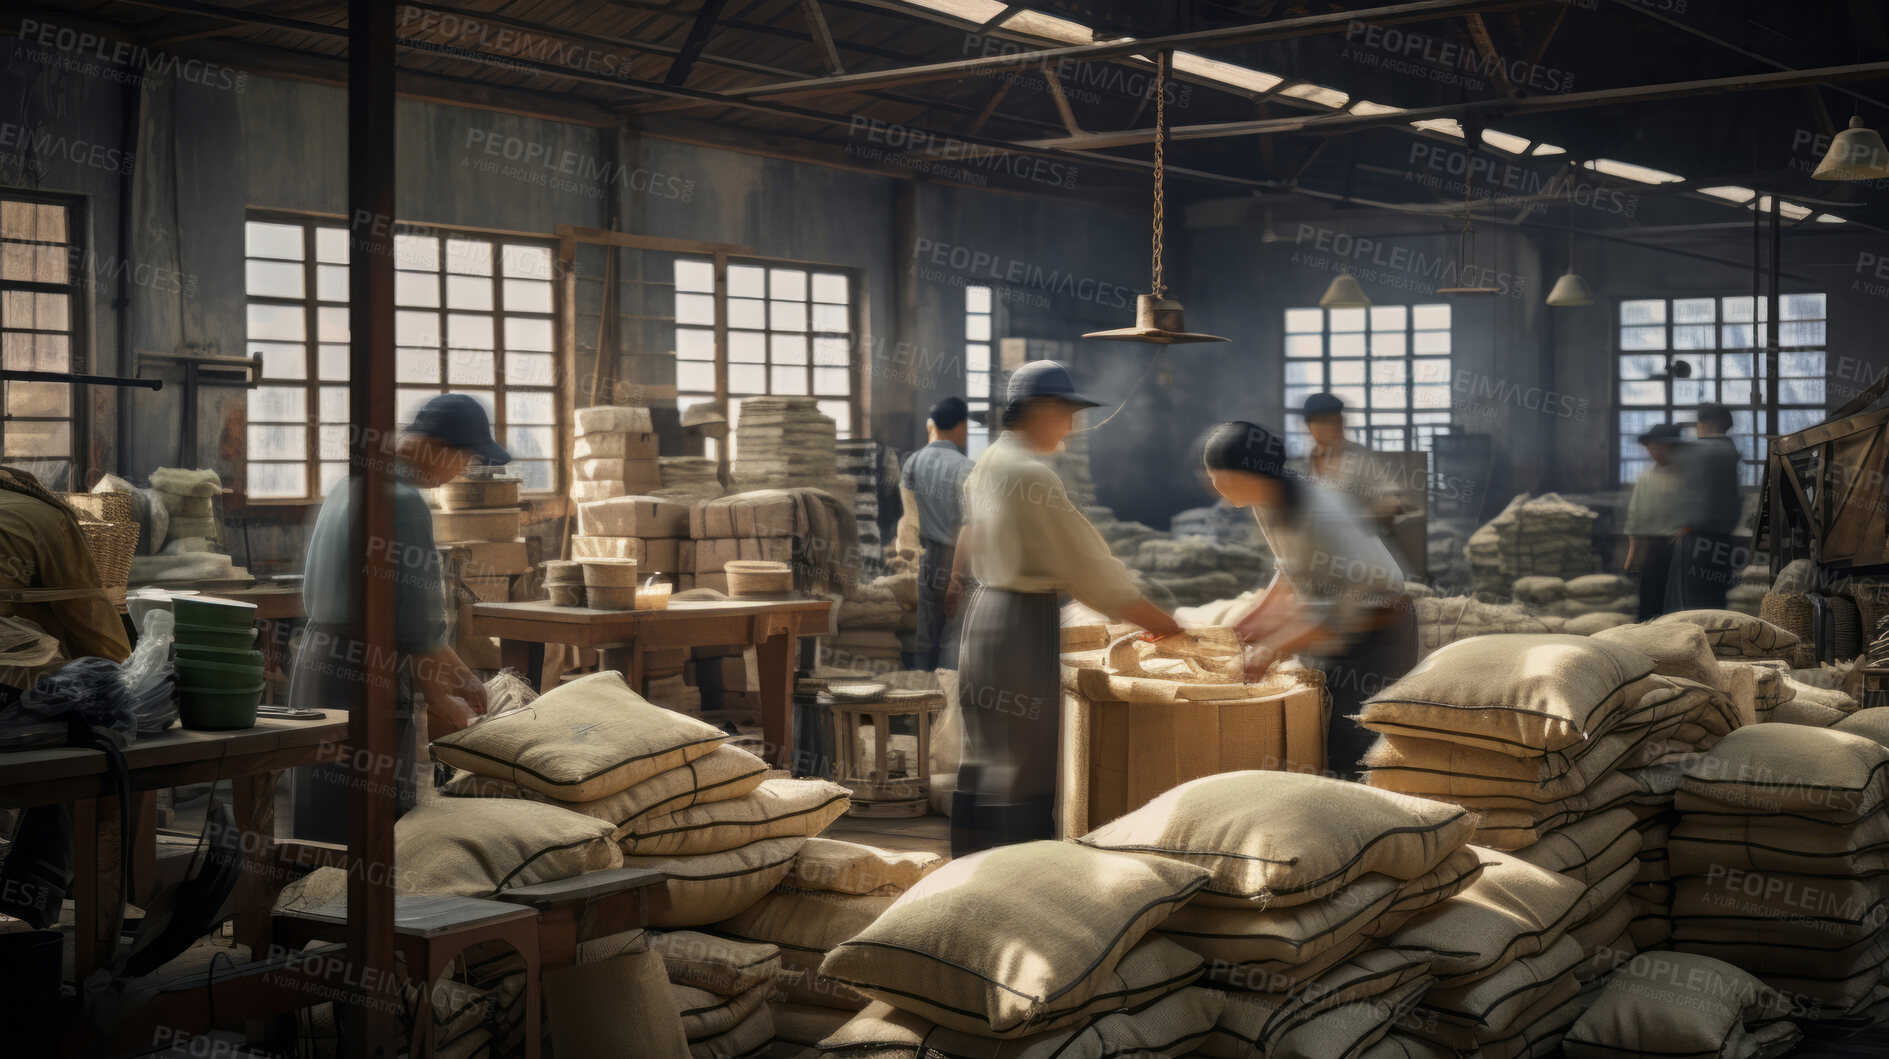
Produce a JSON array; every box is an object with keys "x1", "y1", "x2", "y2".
[
  {"x1": 1623, "y1": 422, "x2": 1689, "y2": 620},
  {"x1": 901, "y1": 396, "x2": 975, "y2": 671},
  {"x1": 291, "y1": 393, "x2": 508, "y2": 841},
  {"x1": 1290, "y1": 393, "x2": 1409, "y2": 528},
  {"x1": 950, "y1": 361, "x2": 1180, "y2": 854}
]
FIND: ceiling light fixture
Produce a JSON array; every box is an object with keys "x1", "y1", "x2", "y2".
[
  {"x1": 1813, "y1": 116, "x2": 1889, "y2": 180},
  {"x1": 1319, "y1": 271, "x2": 1372, "y2": 309},
  {"x1": 1438, "y1": 170, "x2": 1501, "y2": 296},
  {"x1": 1083, "y1": 52, "x2": 1227, "y2": 345}
]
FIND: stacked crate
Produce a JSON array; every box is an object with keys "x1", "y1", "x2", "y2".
[
  {"x1": 433, "y1": 473, "x2": 533, "y2": 672},
  {"x1": 836, "y1": 439, "x2": 885, "y2": 576},
  {"x1": 690, "y1": 645, "x2": 763, "y2": 721},
  {"x1": 570, "y1": 405, "x2": 660, "y2": 504},
  {"x1": 685, "y1": 492, "x2": 795, "y2": 595},
  {"x1": 572, "y1": 495, "x2": 692, "y2": 585}
]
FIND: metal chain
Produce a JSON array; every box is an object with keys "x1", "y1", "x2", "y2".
[{"x1": 1151, "y1": 51, "x2": 1168, "y2": 298}]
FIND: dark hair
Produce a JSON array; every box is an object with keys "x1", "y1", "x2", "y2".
[
  {"x1": 1202, "y1": 421, "x2": 1301, "y2": 505},
  {"x1": 1696, "y1": 402, "x2": 1733, "y2": 431}
]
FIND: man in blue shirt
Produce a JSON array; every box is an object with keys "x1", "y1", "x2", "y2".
[
  {"x1": 290, "y1": 394, "x2": 507, "y2": 841},
  {"x1": 901, "y1": 397, "x2": 974, "y2": 670}
]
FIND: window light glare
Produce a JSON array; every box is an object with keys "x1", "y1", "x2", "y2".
[
  {"x1": 1171, "y1": 51, "x2": 1283, "y2": 94},
  {"x1": 1410, "y1": 118, "x2": 1465, "y2": 139},
  {"x1": 1479, "y1": 130, "x2": 1532, "y2": 155},
  {"x1": 1583, "y1": 158, "x2": 1686, "y2": 184},
  {"x1": 1748, "y1": 196, "x2": 1813, "y2": 220},
  {"x1": 1816, "y1": 213, "x2": 1849, "y2": 224},
  {"x1": 1696, "y1": 186, "x2": 1756, "y2": 204},
  {"x1": 999, "y1": 8, "x2": 1095, "y2": 43},
  {"x1": 1348, "y1": 100, "x2": 1404, "y2": 116},
  {"x1": 1531, "y1": 142, "x2": 1567, "y2": 156},
  {"x1": 1278, "y1": 81, "x2": 1349, "y2": 108}
]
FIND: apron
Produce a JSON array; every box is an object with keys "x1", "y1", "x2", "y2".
[
  {"x1": 287, "y1": 623, "x2": 419, "y2": 843},
  {"x1": 953, "y1": 586, "x2": 1060, "y2": 855}
]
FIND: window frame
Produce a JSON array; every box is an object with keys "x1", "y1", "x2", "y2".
[
  {"x1": 1612, "y1": 293, "x2": 1827, "y2": 488},
  {"x1": 0, "y1": 188, "x2": 87, "y2": 490},
  {"x1": 965, "y1": 284, "x2": 996, "y2": 458},
  {"x1": 672, "y1": 253, "x2": 864, "y2": 451},
  {"x1": 242, "y1": 209, "x2": 564, "y2": 502},
  {"x1": 1281, "y1": 303, "x2": 1453, "y2": 458}
]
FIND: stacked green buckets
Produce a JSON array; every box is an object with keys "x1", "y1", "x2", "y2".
[{"x1": 172, "y1": 596, "x2": 263, "y2": 730}]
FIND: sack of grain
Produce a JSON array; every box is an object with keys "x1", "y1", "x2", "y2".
[{"x1": 1563, "y1": 952, "x2": 1800, "y2": 1059}]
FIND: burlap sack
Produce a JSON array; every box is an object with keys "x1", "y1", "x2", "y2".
[
  {"x1": 813, "y1": 985, "x2": 1225, "y2": 1059},
  {"x1": 1834, "y1": 707, "x2": 1889, "y2": 745},
  {"x1": 1265, "y1": 978, "x2": 1433, "y2": 1059},
  {"x1": 1453, "y1": 983, "x2": 1586, "y2": 1059},
  {"x1": 782, "y1": 837, "x2": 944, "y2": 896},
  {"x1": 1076, "y1": 771, "x2": 1477, "y2": 909},
  {"x1": 1380, "y1": 847, "x2": 1486, "y2": 921},
  {"x1": 818, "y1": 841, "x2": 1209, "y2": 1037},
  {"x1": 1199, "y1": 945, "x2": 1440, "y2": 1058},
  {"x1": 1766, "y1": 697, "x2": 1848, "y2": 727},
  {"x1": 1677, "y1": 724, "x2": 1889, "y2": 820},
  {"x1": 1511, "y1": 577, "x2": 1566, "y2": 605},
  {"x1": 687, "y1": 1004, "x2": 773, "y2": 1059},
  {"x1": 624, "y1": 835, "x2": 807, "y2": 928},
  {"x1": 1156, "y1": 873, "x2": 1405, "y2": 972},
  {"x1": 770, "y1": 1002, "x2": 852, "y2": 1046},
  {"x1": 1653, "y1": 610, "x2": 1800, "y2": 659},
  {"x1": 543, "y1": 945, "x2": 689, "y2": 1059},
  {"x1": 649, "y1": 931, "x2": 780, "y2": 997},
  {"x1": 431, "y1": 671, "x2": 727, "y2": 801},
  {"x1": 618, "y1": 778, "x2": 849, "y2": 857},
  {"x1": 1419, "y1": 935, "x2": 1583, "y2": 1043},
  {"x1": 1510, "y1": 808, "x2": 1642, "y2": 887},
  {"x1": 1564, "y1": 612, "x2": 1633, "y2": 635},
  {"x1": 670, "y1": 981, "x2": 769, "y2": 1042},
  {"x1": 394, "y1": 800, "x2": 623, "y2": 896},
  {"x1": 1383, "y1": 849, "x2": 1587, "y2": 986},
  {"x1": 713, "y1": 887, "x2": 895, "y2": 1010},
  {"x1": 1593, "y1": 622, "x2": 1726, "y2": 691},
  {"x1": 1360, "y1": 635, "x2": 1656, "y2": 757},
  {"x1": 442, "y1": 745, "x2": 770, "y2": 836},
  {"x1": 1562, "y1": 951, "x2": 1797, "y2": 1058}
]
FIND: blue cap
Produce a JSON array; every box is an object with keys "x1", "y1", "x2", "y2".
[
  {"x1": 409, "y1": 393, "x2": 512, "y2": 466},
  {"x1": 1006, "y1": 360, "x2": 1101, "y2": 409},
  {"x1": 1298, "y1": 393, "x2": 1345, "y2": 419},
  {"x1": 929, "y1": 396, "x2": 970, "y2": 430}
]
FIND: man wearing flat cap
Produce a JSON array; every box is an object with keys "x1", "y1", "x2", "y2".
[
  {"x1": 901, "y1": 396, "x2": 975, "y2": 670},
  {"x1": 1289, "y1": 393, "x2": 1409, "y2": 528}
]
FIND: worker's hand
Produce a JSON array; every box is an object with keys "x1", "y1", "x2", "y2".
[
  {"x1": 1242, "y1": 643, "x2": 1279, "y2": 682},
  {"x1": 426, "y1": 695, "x2": 482, "y2": 740},
  {"x1": 1120, "y1": 599, "x2": 1182, "y2": 640}
]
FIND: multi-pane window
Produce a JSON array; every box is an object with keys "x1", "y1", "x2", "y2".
[
  {"x1": 1, "y1": 195, "x2": 79, "y2": 490},
  {"x1": 1615, "y1": 294, "x2": 1826, "y2": 487},
  {"x1": 1283, "y1": 304, "x2": 1452, "y2": 457},
  {"x1": 673, "y1": 257, "x2": 855, "y2": 456},
  {"x1": 244, "y1": 217, "x2": 560, "y2": 498},
  {"x1": 965, "y1": 285, "x2": 994, "y2": 458}
]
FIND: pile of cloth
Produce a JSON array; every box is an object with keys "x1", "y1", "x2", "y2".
[
  {"x1": 571, "y1": 405, "x2": 660, "y2": 503},
  {"x1": 707, "y1": 837, "x2": 945, "y2": 1047},
  {"x1": 1668, "y1": 723, "x2": 1889, "y2": 1022},
  {"x1": 729, "y1": 398, "x2": 855, "y2": 511},
  {"x1": 1075, "y1": 770, "x2": 1482, "y2": 1058},
  {"x1": 806, "y1": 840, "x2": 1226, "y2": 1058},
  {"x1": 1466, "y1": 493, "x2": 1601, "y2": 597},
  {"x1": 1359, "y1": 632, "x2": 1739, "y2": 852}
]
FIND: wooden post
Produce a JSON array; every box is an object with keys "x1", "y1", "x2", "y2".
[{"x1": 345, "y1": 0, "x2": 401, "y2": 1052}]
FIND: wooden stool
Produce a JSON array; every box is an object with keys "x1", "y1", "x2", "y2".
[
  {"x1": 827, "y1": 688, "x2": 944, "y2": 818},
  {"x1": 274, "y1": 894, "x2": 543, "y2": 1059}
]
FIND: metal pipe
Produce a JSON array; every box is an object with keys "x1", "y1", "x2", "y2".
[
  {"x1": 343, "y1": 0, "x2": 400, "y2": 1053},
  {"x1": 0, "y1": 370, "x2": 161, "y2": 390}
]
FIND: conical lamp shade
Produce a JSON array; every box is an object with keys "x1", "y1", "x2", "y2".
[
  {"x1": 1814, "y1": 116, "x2": 1889, "y2": 181},
  {"x1": 1546, "y1": 270, "x2": 1595, "y2": 308},
  {"x1": 1319, "y1": 272, "x2": 1371, "y2": 309}
]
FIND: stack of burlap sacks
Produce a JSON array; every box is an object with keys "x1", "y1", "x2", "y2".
[
  {"x1": 571, "y1": 406, "x2": 661, "y2": 503},
  {"x1": 806, "y1": 840, "x2": 1228, "y2": 1058},
  {"x1": 1131, "y1": 536, "x2": 1270, "y2": 610},
  {"x1": 1466, "y1": 493, "x2": 1601, "y2": 597},
  {"x1": 1509, "y1": 573, "x2": 1640, "y2": 633},
  {"x1": 685, "y1": 491, "x2": 796, "y2": 596},
  {"x1": 825, "y1": 571, "x2": 915, "y2": 676},
  {"x1": 1668, "y1": 720, "x2": 1889, "y2": 1023}
]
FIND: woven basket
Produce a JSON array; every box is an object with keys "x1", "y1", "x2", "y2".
[
  {"x1": 1830, "y1": 596, "x2": 1864, "y2": 661},
  {"x1": 63, "y1": 492, "x2": 135, "y2": 609},
  {"x1": 725, "y1": 560, "x2": 792, "y2": 597},
  {"x1": 1760, "y1": 591, "x2": 1817, "y2": 652}
]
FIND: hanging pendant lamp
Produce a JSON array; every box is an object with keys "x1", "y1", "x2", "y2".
[
  {"x1": 1319, "y1": 271, "x2": 1372, "y2": 309},
  {"x1": 1813, "y1": 116, "x2": 1889, "y2": 181},
  {"x1": 1437, "y1": 169, "x2": 1501, "y2": 295},
  {"x1": 1547, "y1": 167, "x2": 1595, "y2": 308},
  {"x1": 1084, "y1": 52, "x2": 1228, "y2": 345}
]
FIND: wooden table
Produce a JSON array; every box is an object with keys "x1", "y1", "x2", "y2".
[
  {"x1": 0, "y1": 712, "x2": 349, "y2": 981},
  {"x1": 471, "y1": 598, "x2": 833, "y2": 768}
]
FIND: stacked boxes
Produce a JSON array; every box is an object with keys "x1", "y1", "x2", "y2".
[
  {"x1": 687, "y1": 492, "x2": 796, "y2": 595},
  {"x1": 643, "y1": 647, "x2": 701, "y2": 715},
  {"x1": 574, "y1": 495, "x2": 692, "y2": 585},
  {"x1": 571, "y1": 405, "x2": 660, "y2": 504}
]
